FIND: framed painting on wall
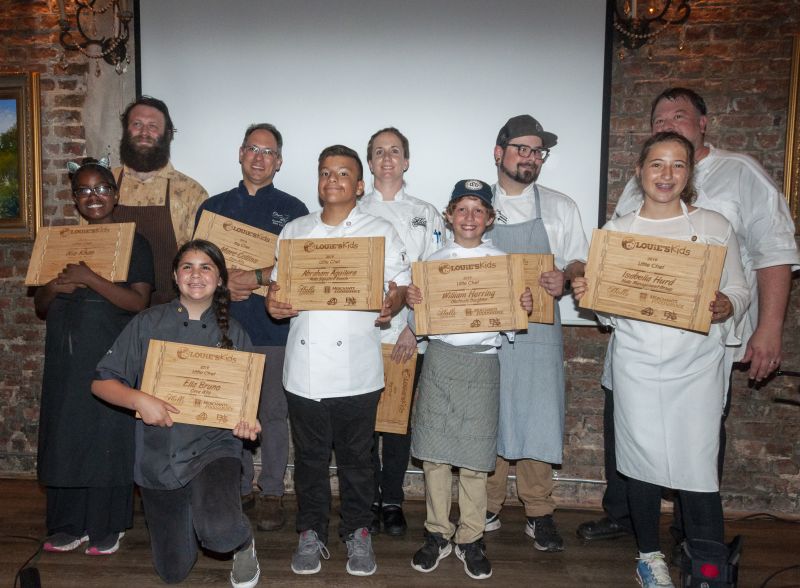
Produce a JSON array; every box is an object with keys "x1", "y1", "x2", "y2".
[{"x1": 0, "y1": 72, "x2": 41, "y2": 240}]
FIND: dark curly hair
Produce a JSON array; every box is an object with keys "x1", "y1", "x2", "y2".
[{"x1": 172, "y1": 239, "x2": 233, "y2": 349}]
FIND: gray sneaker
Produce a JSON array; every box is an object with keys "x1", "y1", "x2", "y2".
[
  {"x1": 345, "y1": 527, "x2": 377, "y2": 576},
  {"x1": 291, "y1": 530, "x2": 330, "y2": 575},
  {"x1": 230, "y1": 539, "x2": 260, "y2": 588}
]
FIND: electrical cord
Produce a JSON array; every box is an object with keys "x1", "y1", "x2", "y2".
[{"x1": 5, "y1": 535, "x2": 44, "y2": 588}]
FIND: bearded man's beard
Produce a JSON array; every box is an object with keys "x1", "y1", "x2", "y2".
[
  {"x1": 119, "y1": 129, "x2": 171, "y2": 172},
  {"x1": 500, "y1": 161, "x2": 538, "y2": 185}
]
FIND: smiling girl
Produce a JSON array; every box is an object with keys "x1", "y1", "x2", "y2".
[
  {"x1": 91, "y1": 240, "x2": 261, "y2": 588},
  {"x1": 573, "y1": 132, "x2": 749, "y2": 588},
  {"x1": 35, "y1": 158, "x2": 154, "y2": 556}
]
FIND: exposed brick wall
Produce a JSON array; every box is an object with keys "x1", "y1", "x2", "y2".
[
  {"x1": 1, "y1": 0, "x2": 798, "y2": 513},
  {"x1": 0, "y1": 0, "x2": 86, "y2": 473}
]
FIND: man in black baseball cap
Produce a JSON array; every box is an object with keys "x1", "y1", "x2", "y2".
[{"x1": 484, "y1": 114, "x2": 588, "y2": 554}]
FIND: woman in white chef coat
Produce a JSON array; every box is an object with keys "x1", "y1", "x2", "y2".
[{"x1": 573, "y1": 131, "x2": 749, "y2": 588}]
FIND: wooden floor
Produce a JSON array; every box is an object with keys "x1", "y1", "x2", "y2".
[{"x1": 1, "y1": 478, "x2": 799, "y2": 587}]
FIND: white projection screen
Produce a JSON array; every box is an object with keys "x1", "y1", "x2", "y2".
[{"x1": 137, "y1": 0, "x2": 611, "y2": 324}]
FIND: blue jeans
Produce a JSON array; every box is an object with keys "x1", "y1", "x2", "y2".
[{"x1": 140, "y1": 457, "x2": 252, "y2": 584}]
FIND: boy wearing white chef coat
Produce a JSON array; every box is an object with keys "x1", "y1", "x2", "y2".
[{"x1": 267, "y1": 145, "x2": 410, "y2": 578}]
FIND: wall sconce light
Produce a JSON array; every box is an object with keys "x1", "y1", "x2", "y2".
[
  {"x1": 614, "y1": 0, "x2": 691, "y2": 58},
  {"x1": 57, "y1": 0, "x2": 133, "y2": 76}
]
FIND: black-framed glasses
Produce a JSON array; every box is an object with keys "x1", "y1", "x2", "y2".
[
  {"x1": 73, "y1": 185, "x2": 115, "y2": 198},
  {"x1": 243, "y1": 144, "x2": 279, "y2": 158},
  {"x1": 507, "y1": 143, "x2": 550, "y2": 161}
]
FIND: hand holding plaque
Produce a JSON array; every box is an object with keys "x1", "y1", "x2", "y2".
[
  {"x1": 579, "y1": 229, "x2": 726, "y2": 333},
  {"x1": 274, "y1": 236, "x2": 385, "y2": 310},
  {"x1": 411, "y1": 254, "x2": 529, "y2": 336}
]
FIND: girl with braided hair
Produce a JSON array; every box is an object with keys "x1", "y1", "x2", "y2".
[{"x1": 92, "y1": 240, "x2": 263, "y2": 588}]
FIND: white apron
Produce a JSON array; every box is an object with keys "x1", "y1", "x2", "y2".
[{"x1": 611, "y1": 203, "x2": 728, "y2": 492}]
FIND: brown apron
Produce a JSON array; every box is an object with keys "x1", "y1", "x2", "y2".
[{"x1": 113, "y1": 168, "x2": 179, "y2": 305}]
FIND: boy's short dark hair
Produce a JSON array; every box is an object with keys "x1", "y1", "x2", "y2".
[
  {"x1": 121, "y1": 95, "x2": 175, "y2": 137},
  {"x1": 650, "y1": 87, "x2": 707, "y2": 125},
  {"x1": 242, "y1": 123, "x2": 283, "y2": 152},
  {"x1": 318, "y1": 145, "x2": 363, "y2": 182},
  {"x1": 366, "y1": 127, "x2": 409, "y2": 162}
]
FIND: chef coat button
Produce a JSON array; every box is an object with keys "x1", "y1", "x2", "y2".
[
  {"x1": 202, "y1": 324, "x2": 207, "y2": 328},
  {"x1": 171, "y1": 453, "x2": 177, "y2": 458},
  {"x1": 183, "y1": 321, "x2": 188, "y2": 327},
  {"x1": 337, "y1": 340, "x2": 342, "y2": 346},
  {"x1": 346, "y1": 221, "x2": 351, "y2": 227},
  {"x1": 300, "y1": 339, "x2": 306, "y2": 345}
]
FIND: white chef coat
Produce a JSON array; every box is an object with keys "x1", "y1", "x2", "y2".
[
  {"x1": 360, "y1": 188, "x2": 446, "y2": 344},
  {"x1": 271, "y1": 205, "x2": 411, "y2": 399},
  {"x1": 615, "y1": 144, "x2": 799, "y2": 361},
  {"x1": 409, "y1": 240, "x2": 515, "y2": 353},
  {"x1": 600, "y1": 206, "x2": 749, "y2": 491},
  {"x1": 492, "y1": 182, "x2": 589, "y2": 270}
]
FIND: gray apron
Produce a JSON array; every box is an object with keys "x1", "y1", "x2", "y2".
[
  {"x1": 410, "y1": 340, "x2": 500, "y2": 472},
  {"x1": 491, "y1": 185, "x2": 565, "y2": 464}
]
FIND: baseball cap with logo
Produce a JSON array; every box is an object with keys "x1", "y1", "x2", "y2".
[
  {"x1": 449, "y1": 179, "x2": 494, "y2": 209},
  {"x1": 496, "y1": 114, "x2": 558, "y2": 149}
]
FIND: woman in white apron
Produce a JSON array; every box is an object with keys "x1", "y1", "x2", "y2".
[{"x1": 573, "y1": 132, "x2": 748, "y2": 588}]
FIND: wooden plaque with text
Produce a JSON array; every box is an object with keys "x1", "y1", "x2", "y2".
[
  {"x1": 579, "y1": 229, "x2": 727, "y2": 333},
  {"x1": 375, "y1": 343, "x2": 417, "y2": 434},
  {"x1": 193, "y1": 211, "x2": 278, "y2": 297},
  {"x1": 514, "y1": 253, "x2": 555, "y2": 324},
  {"x1": 274, "y1": 237, "x2": 385, "y2": 310},
  {"x1": 412, "y1": 255, "x2": 529, "y2": 336},
  {"x1": 139, "y1": 340, "x2": 265, "y2": 429},
  {"x1": 25, "y1": 222, "x2": 135, "y2": 286}
]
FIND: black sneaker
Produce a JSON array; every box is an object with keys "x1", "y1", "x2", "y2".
[
  {"x1": 411, "y1": 531, "x2": 452, "y2": 573},
  {"x1": 484, "y1": 511, "x2": 501, "y2": 532},
  {"x1": 525, "y1": 514, "x2": 565, "y2": 552},
  {"x1": 455, "y1": 539, "x2": 492, "y2": 580},
  {"x1": 382, "y1": 505, "x2": 408, "y2": 536}
]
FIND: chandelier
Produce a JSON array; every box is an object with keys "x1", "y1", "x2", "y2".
[
  {"x1": 614, "y1": 0, "x2": 691, "y2": 58},
  {"x1": 56, "y1": 0, "x2": 133, "y2": 76}
]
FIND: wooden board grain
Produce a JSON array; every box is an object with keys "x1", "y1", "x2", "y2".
[
  {"x1": 579, "y1": 229, "x2": 727, "y2": 333},
  {"x1": 375, "y1": 343, "x2": 417, "y2": 434},
  {"x1": 139, "y1": 340, "x2": 265, "y2": 429},
  {"x1": 193, "y1": 210, "x2": 278, "y2": 297},
  {"x1": 515, "y1": 253, "x2": 554, "y2": 324},
  {"x1": 274, "y1": 237, "x2": 385, "y2": 310},
  {"x1": 412, "y1": 254, "x2": 528, "y2": 336},
  {"x1": 25, "y1": 223, "x2": 136, "y2": 286}
]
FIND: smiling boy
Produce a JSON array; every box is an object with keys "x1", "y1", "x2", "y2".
[{"x1": 267, "y1": 145, "x2": 410, "y2": 577}]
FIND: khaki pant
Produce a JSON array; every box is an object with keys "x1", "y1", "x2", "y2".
[
  {"x1": 485, "y1": 456, "x2": 555, "y2": 518},
  {"x1": 422, "y1": 461, "x2": 487, "y2": 544}
]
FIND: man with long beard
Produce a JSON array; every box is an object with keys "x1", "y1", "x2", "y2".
[
  {"x1": 484, "y1": 115, "x2": 588, "y2": 553},
  {"x1": 112, "y1": 96, "x2": 208, "y2": 304}
]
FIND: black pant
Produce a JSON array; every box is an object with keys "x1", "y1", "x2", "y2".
[
  {"x1": 372, "y1": 354, "x2": 423, "y2": 505},
  {"x1": 626, "y1": 477, "x2": 723, "y2": 553},
  {"x1": 140, "y1": 457, "x2": 252, "y2": 584},
  {"x1": 287, "y1": 390, "x2": 381, "y2": 544},
  {"x1": 46, "y1": 484, "x2": 133, "y2": 542},
  {"x1": 600, "y1": 379, "x2": 732, "y2": 538}
]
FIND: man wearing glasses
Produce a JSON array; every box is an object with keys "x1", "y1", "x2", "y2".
[
  {"x1": 484, "y1": 115, "x2": 588, "y2": 552},
  {"x1": 195, "y1": 123, "x2": 309, "y2": 534}
]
